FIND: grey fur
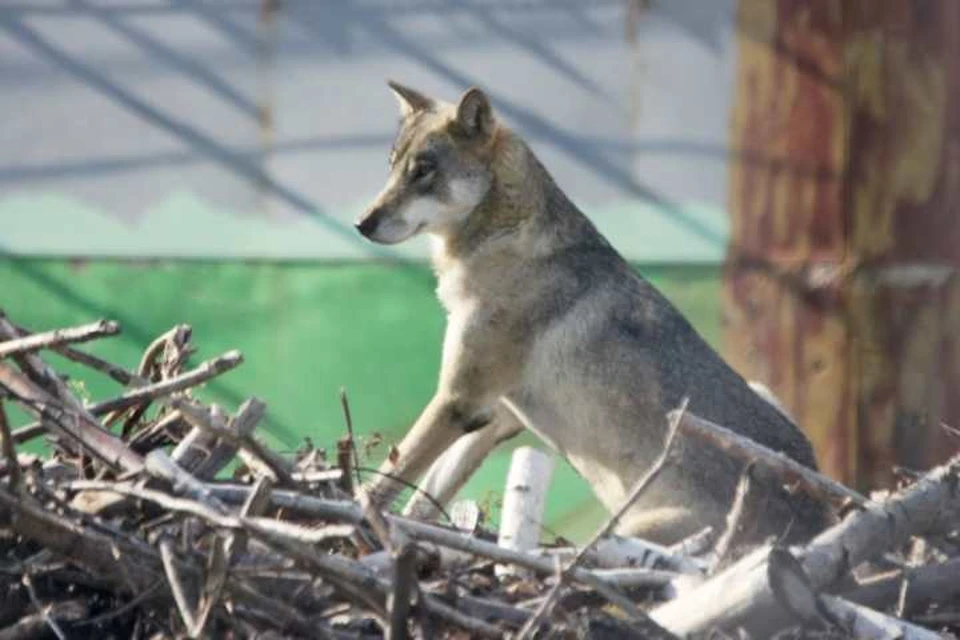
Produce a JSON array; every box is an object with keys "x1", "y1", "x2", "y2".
[{"x1": 357, "y1": 84, "x2": 829, "y2": 545}]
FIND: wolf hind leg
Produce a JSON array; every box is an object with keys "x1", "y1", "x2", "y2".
[{"x1": 613, "y1": 505, "x2": 701, "y2": 546}]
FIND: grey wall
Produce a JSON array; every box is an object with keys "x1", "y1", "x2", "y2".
[{"x1": 0, "y1": 1, "x2": 737, "y2": 262}]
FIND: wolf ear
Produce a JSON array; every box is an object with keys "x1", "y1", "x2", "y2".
[
  {"x1": 387, "y1": 80, "x2": 433, "y2": 117},
  {"x1": 455, "y1": 87, "x2": 495, "y2": 139}
]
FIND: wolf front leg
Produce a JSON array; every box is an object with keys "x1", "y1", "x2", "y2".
[
  {"x1": 363, "y1": 302, "x2": 521, "y2": 510},
  {"x1": 363, "y1": 393, "x2": 500, "y2": 510},
  {"x1": 402, "y1": 403, "x2": 524, "y2": 520}
]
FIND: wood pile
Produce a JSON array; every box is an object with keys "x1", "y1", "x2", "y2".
[{"x1": 0, "y1": 310, "x2": 957, "y2": 639}]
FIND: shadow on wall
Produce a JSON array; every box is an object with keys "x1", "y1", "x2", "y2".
[{"x1": 0, "y1": 0, "x2": 740, "y2": 256}]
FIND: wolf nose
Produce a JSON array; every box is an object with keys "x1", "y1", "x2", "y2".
[{"x1": 355, "y1": 208, "x2": 382, "y2": 238}]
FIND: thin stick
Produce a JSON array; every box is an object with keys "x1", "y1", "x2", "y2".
[
  {"x1": 0, "y1": 319, "x2": 120, "y2": 359},
  {"x1": 0, "y1": 598, "x2": 88, "y2": 638},
  {"x1": 674, "y1": 410, "x2": 870, "y2": 508},
  {"x1": 82, "y1": 463, "x2": 384, "y2": 620},
  {"x1": 358, "y1": 488, "x2": 395, "y2": 553},
  {"x1": 70, "y1": 478, "x2": 351, "y2": 545},
  {"x1": 191, "y1": 543, "x2": 226, "y2": 637},
  {"x1": 169, "y1": 396, "x2": 294, "y2": 486},
  {"x1": 102, "y1": 325, "x2": 189, "y2": 429},
  {"x1": 204, "y1": 482, "x2": 364, "y2": 522},
  {"x1": 668, "y1": 526, "x2": 714, "y2": 558},
  {"x1": 149, "y1": 476, "x2": 670, "y2": 622},
  {"x1": 0, "y1": 397, "x2": 20, "y2": 490},
  {"x1": 941, "y1": 420, "x2": 960, "y2": 441},
  {"x1": 895, "y1": 573, "x2": 911, "y2": 618},
  {"x1": 143, "y1": 476, "x2": 676, "y2": 620},
  {"x1": 336, "y1": 438, "x2": 355, "y2": 497},
  {"x1": 227, "y1": 578, "x2": 317, "y2": 637},
  {"x1": 200, "y1": 480, "x2": 682, "y2": 591},
  {"x1": 92, "y1": 350, "x2": 243, "y2": 415},
  {"x1": 387, "y1": 543, "x2": 418, "y2": 640},
  {"x1": 137, "y1": 324, "x2": 192, "y2": 379},
  {"x1": 8, "y1": 314, "x2": 138, "y2": 386},
  {"x1": 13, "y1": 351, "x2": 244, "y2": 443},
  {"x1": 821, "y1": 594, "x2": 941, "y2": 640},
  {"x1": 578, "y1": 398, "x2": 688, "y2": 563},
  {"x1": 850, "y1": 557, "x2": 960, "y2": 612},
  {"x1": 516, "y1": 555, "x2": 564, "y2": 639},
  {"x1": 391, "y1": 517, "x2": 659, "y2": 620},
  {"x1": 224, "y1": 475, "x2": 274, "y2": 560},
  {"x1": 0, "y1": 316, "x2": 95, "y2": 418},
  {"x1": 10, "y1": 422, "x2": 45, "y2": 446},
  {"x1": 239, "y1": 521, "x2": 389, "y2": 620},
  {"x1": 71, "y1": 581, "x2": 164, "y2": 628},
  {"x1": 420, "y1": 595, "x2": 503, "y2": 638},
  {"x1": 340, "y1": 387, "x2": 362, "y2": 490},
  {"x1": 22, "y1": 573, "x2": 68, "y2": 640},
  {"x1": 131, "y1": 409, "x2": 186, "y2": 452},
  {"x1": 159, "y1": 537, "x2": 199, "y2": 632},
  {"x1": 0, "y1": 484, "x2": 316, "y2": 636},
  {"x1": 191, "y1": 399, "x2": 265, "y2": 480},
  {"x1": 708, "y1": 462, "x2": 754, "y2": 571},
  {"x1": 516, "y1": 400, "x2": 687, "y2": 626},
  {"x1": 438, "y1": 592, "x2": 530, "y2": 627},
  {"x1": 0, "y1": 362, "x2": 144, "y2": 473},
  {"x1": 47, "y1": 341, "x2": 137, "y2": 386}
]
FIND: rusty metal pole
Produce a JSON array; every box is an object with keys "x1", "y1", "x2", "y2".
[{"x1": 724, "y1": 0, "x2": 960, "y2": 489}]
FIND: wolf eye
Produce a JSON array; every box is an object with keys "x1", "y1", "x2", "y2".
[{"x1": 409, "y1": 156, "x2": 436, "y2": 182}]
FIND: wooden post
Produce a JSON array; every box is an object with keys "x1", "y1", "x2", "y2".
[
  {"x1": 496, "y1": 447, "x2": 555, "y2": 578},
  {"x1": 725, "y1": 0, "x2": 960, "y2": 488}
]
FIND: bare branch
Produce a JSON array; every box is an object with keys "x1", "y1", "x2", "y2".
[
  {"x1": 0, "y1": 319, "x2": 120, "y2": 359},
  {"x1": 0, "y1": 397, "x2": 19, "y2": 490},
  {"x1": 340, "y1": 387, "x2": 362, "y2": 492},
  {"x1": 708, "y1": 462, "x2": 754, "y2": 571},
  {"x1": 577, "y1": 399, "x2": 688, "y2": 564},
  {"x1": 21, "y1": 574, "x2": 68, "y2": 640},
  {"x1": 93, "y1": 350, "x2": 243, "y2": 416},
  {"x1": 674, "y1": 410, "x2": 870, "y2": 509},
  {"x1": 516, "y1": 555, "x2": 563, "y2": 639},
  {"x1": 848, "y1": 556, "x2": 960, "y2": 613},
  {"x1": 650, "y1": 454, "x2": 960, "y2": 636},
  {"x1": 159, "y1": 538, "x2": 198, "y2": 633},
  {"x1": 0, "y1": 362, "x2": 143, "y2": 473},
  {"x1": 169, "y1": 396, "x2": 294, "y2": 486},
  {"x1": 387, "y1": 543, "x2": 418, "y2": 640}
]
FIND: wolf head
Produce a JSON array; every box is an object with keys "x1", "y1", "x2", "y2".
[{"x1": 355, "y1": 82, "x2": 499, "y2": 245}]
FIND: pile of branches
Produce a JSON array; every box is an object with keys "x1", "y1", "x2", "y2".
[{"x1": 0, "y1": 310, "x2": 958, "y2": 639}]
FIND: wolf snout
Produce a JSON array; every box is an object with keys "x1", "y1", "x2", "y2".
[{"x1": 355, "y1": 207, "x2": 384, "y2": 238}]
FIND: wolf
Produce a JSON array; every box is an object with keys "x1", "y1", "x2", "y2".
[{"x1": 355, "y1": 82, "x2": 829, "y2": 544}]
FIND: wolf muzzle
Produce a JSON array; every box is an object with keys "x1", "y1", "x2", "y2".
[{"x1": 355, "y1": 206, "x2": 388, "y2": 239}]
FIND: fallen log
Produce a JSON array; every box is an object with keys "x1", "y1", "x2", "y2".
[
  {"x1": 650, "y1": 452, "x2": 960, "y2": 636},
  {"x1": 496, "y1": 446, "x2": 555, "y2": 578},
  {"x1": 848, "y1": 556, "x2": 960, "y2": 614}
]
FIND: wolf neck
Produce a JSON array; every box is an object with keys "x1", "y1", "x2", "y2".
[{"x1": 431, "y1": 128, "x2": 598, "y2": 274}]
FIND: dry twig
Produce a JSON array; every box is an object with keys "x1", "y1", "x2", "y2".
[
  {"x1": 0, "y1": 319, "x2": 120, "y2": 359},
  {"x1": 0, "y1": 312, "x2": 951, "y2": 639}
]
